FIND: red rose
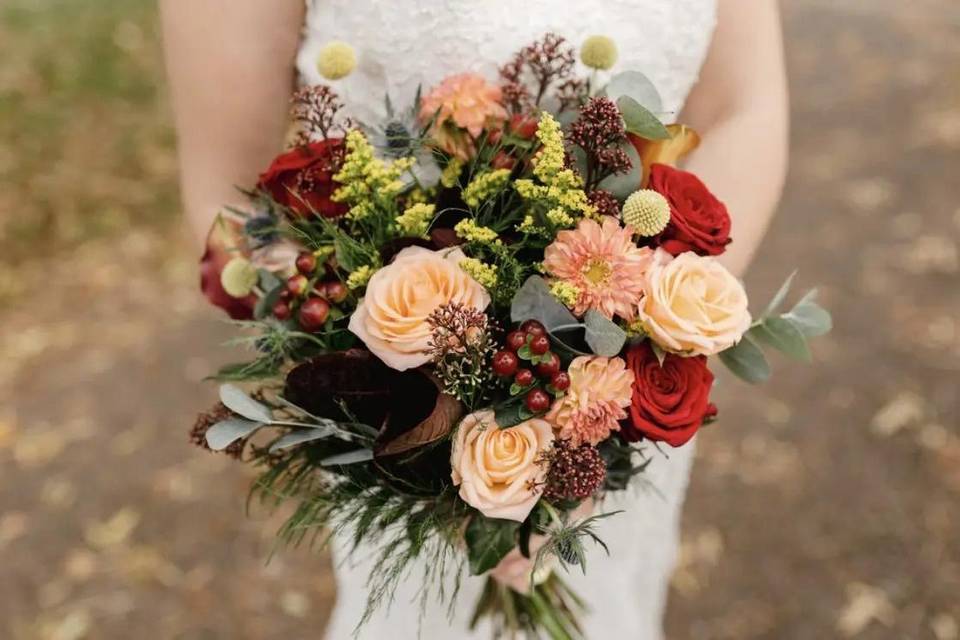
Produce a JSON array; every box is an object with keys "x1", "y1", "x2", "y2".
[
  {"x1": 622, "y1": 341, "x2": 716, "y2": 447},
  {"x1": 257, "y1": 139, "x2": 348, "y2": 218},
  {"x1": 647, "y1": 163, "x2": 731, "y2": 256}
]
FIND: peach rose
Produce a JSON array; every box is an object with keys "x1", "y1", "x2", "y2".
[
  {"x1": 636, "y1": 249, "x2": 751, "y2": 356},
  {"x1": 348, "y1": 246, "x2": 490, "y2": 371},
  {"x1": 451, "y1": 410, "x2": 553, "y2": 522}
]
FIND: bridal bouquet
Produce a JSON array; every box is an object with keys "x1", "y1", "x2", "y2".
[{"x1": 191, "y1": 33, "x2": 830, "y2": 638}]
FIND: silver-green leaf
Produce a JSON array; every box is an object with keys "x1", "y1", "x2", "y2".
[
  {"x1": 762, "y1": 270, "x2": 797, "y2": 317},
  {"x1": 751, "y1": 318, "x2": 811, "y2": 362},
  {"x1": 718, "y1": 336, "x2": 770, "y2": 384},
  {"x1": 583, "y1": 310, "x2": 627, "y2": 356},
  {"x1": 320, "y1": 449, "x2": 374, "y2": 466},
  {"x1": 783, "y1": 290, "x2": 833, "y2": 337},
  {"x1": 604, "y1": 70, "x2": 663, "y2": 114},
  {"x1": 617, "y1": 96, "x2": 670, "y2": 141},
  {"x1": 269, "y1": 427, "x2": 337, "y2": 453},
  {"x1": 205, "y1": 417, "x2": 264, "y2": 451},
  {"x1": 510, "y1": 276, "x2": 577, "y2": 330},
  {"x1": 219, "y1": 384, "x2": 273, "y2": 423}
]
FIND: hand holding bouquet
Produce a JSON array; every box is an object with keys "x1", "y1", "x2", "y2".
[{"x1": 191, "y1": 33, "x2": 830, "y2": 638}]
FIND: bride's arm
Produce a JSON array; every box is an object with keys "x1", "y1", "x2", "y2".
[
  {"x1": 679, "y1": 0, "x2": 788, "y2": 277},
  {"x1": 160, "y1": 0, "x2": 305, "y2": 244}
]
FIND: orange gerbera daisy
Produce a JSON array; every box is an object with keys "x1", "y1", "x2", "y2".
[{"x1": 543, "y1": 216, "x2": 653, "y2": 320}]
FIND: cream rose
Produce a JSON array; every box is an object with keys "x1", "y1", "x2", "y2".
[
  {"x1": 636, "y1": 249, "x2": 751, "y2": 356},
  {"x1": 348, "y1": 246, "x2": 491, "y2": 371},
  {"x1": 451, "y1": 410, "x2": 553, "y2": 522}
]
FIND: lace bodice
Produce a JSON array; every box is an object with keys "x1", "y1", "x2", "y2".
[{"x1": 297, "y1": 0, "x2": 717, "y2": 125}]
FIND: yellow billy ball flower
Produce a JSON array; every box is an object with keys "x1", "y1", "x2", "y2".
[
  {"x1": 317, "y1": 41, "x2": 357, "y2": 80},
  {"x1": 220, "y1": 257, "x2": 258, "y2": 298},
  {"x1": 580, "y1": 35, "x2": 618, "y2": 71},
  {"x1": 622, "y1": 189, "x2": 671, "y2": 237}
]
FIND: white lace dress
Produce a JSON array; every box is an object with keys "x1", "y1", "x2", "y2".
[{"x1": 296, "y1": 2, "x2": 717, "y2": 638}]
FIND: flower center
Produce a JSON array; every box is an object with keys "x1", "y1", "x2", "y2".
[{"x1": 581, "y1": 259, "x2": 612, "y2": 287}]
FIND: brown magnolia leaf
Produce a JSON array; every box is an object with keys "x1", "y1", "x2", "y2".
[
  {"x1": 375, "y1": 378, "x2": 463, "y2": 457},
  {"x1": 284, "y1": 350, "x2": 396, "y2": 428},
  {"x1": 628, "y1": 125, "x2": 701, "y2": 187}
]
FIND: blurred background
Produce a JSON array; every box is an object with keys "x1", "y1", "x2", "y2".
[{"x1": 1, "y1": 1, "x2": 958, "y2": 638}]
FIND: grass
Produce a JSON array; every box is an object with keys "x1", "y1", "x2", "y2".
[{"x1": 0, "y1": 0, "x2": 179, "y2": 278}]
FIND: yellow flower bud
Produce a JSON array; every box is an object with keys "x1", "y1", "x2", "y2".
[
  {"x1": 220, "y1": 257, "x2": 258, "y2": 298},
  {"x1": 317, "y1": 41, "x2": 357, "y2": 80},
  {"x1": 580, "y1": 35, "x2": 618, "y2": 71},
  {"x1": 622, "y1": 189, "x2": 671, "y2": 237}
]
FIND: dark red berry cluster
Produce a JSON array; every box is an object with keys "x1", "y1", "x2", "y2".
[
  {"x1": 542, "y1": 440, "x2": 606, "y2": 503},
  {"x1": 492, "y1": 319, "x2": 571, "y2": 414},
  {"x1": 272, "y1": 252, "x2": 348, "y2": 332}
]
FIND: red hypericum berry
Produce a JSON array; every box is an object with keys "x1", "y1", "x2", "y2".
[
  {"x1": 286, "y1": 274, "x2": 309, "y2": 297},
  {"x1": 323, "y1": 281, "x2": 348, "y2": 303},
  {"x1": 298, "y1": 297, "x2": 330, "y2": 331},
  {"x1": 486, "y1": 128, "x2": 504, "y2": 145},
  {"x1": 506, "y1": 330, "x2": 528, "y2": 352},
  {"x1": 536, "y1": 352, "x2": 561, "y2": 377},
  {"x1": 529, "y1": 334, "x2": 550, "y2": 355},
  {"x1": 514, "y1": 368, "x2": 534, "y2": 387},
  {"x1": 520, "y1": 320, "x2": 546, "y2": 336},
  {"x1": 295, "y1": 252, "x2": 317, "y2": 275},
  {"x1": 550, "y1": 371, "x2": 571, "y2": 392},
  {"x1": 492, "y1": 350, "x2": 519, "y2": 377},
  {"x1": 272, "y1": 300, "x2": 291, "y2": 320},
  {"x1": 525, "y1": 388, "x2": 551, "y2": 413}
]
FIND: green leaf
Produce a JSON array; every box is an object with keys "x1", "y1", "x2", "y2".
[
  {"x1": 211, "y1": 358, "x2": 281, "y2": 382},
  {"x1": 617, "y1": 96, "x2": 670, "y2": 141},
  {"x1": 219, "y1": 384, "x2": 273, "y2": 423},
  {"x1": 718, "y1": 336, "x2": 771, "y2": 384},
  {"x1": 333, "y1": 233, "x2": 370, "y2": 273},
  {"x1": 320, "y1": 448, "x2": 374, "y2": 467},
  {"x1": 583, "y1": 310, "x2": 627, "y2": 356},
  {"x1": 465, "y1": 515, "x2": 519, "y2": 575},
  {"x1": 762, "y1": 270, "x2": 797, "y2": 317},
  {"x1": 597, "y1": 139, "x2": 643, "y2": 200},
  {"x1": 494, "y1": 396, "x2": 536, "y2": 429},
  {"x1": 783, "y1": 290, "x2": 833, "y2": 337},
  {"x1": 510, "y1": 276, "x2": 577, "y2": 330},
  {"x1": 205, "y1": 417, "x2": 263, "y2": 450},
  {"x1": 604, "y1": 70, "x2": 663, "y2": 113},
  {"x1": 751, "y1": 317, "x2": 811, "y2": 362}
]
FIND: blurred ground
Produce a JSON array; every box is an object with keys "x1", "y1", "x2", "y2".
[{"x1": 1, "y1": 1, "x2": 958, "y2": 638}]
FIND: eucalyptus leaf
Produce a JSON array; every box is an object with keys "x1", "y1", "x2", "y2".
[
  {"x1": 465, "y1": 515, "x2": 520, "y2": 575},
  {"x1": 219, "y1": 384, "x2": 273, "y2": 423},
  {"x1": 783, "y1": 291, "x2": 833, "y2": 337},
  {"x1": 320, "y1": 448, "x2": 374, "y2": 467},
  {"x1": 762, "y1": 270, "x2": 797, "y2": 318},
  {"x1": 269, "y1": 427, "x2": 337, "y2": 453},
  {"x1": 257, "y1": 269, "x2": 282, "y2": 293},
  {"x1": 510, "y1": 276, "x2": 577, "y2": 330},
  {"x1": 604, "y1": 70, "x2": 663, "y2": 113},
  {"x1": 751, "y1": 318, "x2": 811, "y2": 362},
  {"x1": 597, "y1": 140, "x2": 643, "y2": 200},
  {"x1": 650, "y1": 342, "x2": 668, "y2": 366},
  {"x1": 583, "y1": 310, "x2": 627, "y2": 356},
  {"x1": 617, "y1": 96, "x2": 670, "y2": 141},
  {"x1": 205, "y1": 417, "x2": 264, "y2": 451},
  {"x1": 718, "y1": 336, "x2": 770, "y2": 384}
]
